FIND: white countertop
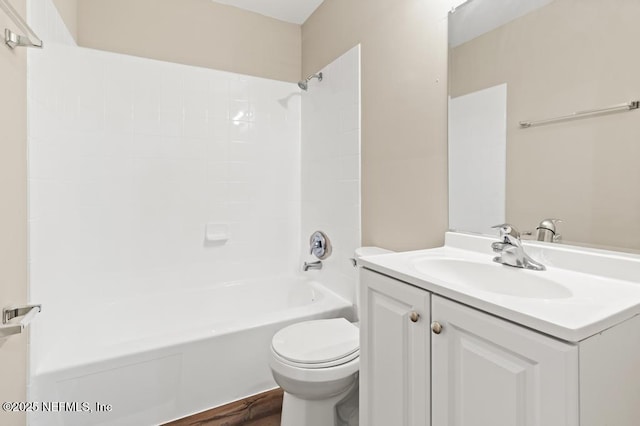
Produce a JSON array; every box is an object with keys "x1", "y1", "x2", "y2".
[{"x1": 359, "y1": 232, "x2": 640, "y2": 342}]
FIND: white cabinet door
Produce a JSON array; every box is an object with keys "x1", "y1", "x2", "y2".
[
  {"x1": 431, "y1": 295, "x2": 579, "y2": 426},
  {"x1": 359, "y1": 268, "x2": 430, "y2": 426}
]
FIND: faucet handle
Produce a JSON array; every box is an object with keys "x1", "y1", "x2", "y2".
[
  {"x1": 309, "y1": 231, "x2": 332, "y2": 259},
  {"x1": 537, "y1": 218, "x2": 562, "y2": 242},
  {"x1": 537, "y1": 218, "x2": 562, "y2": 232},
  {"x1": 491, "y1": 223, "x2": 521, "y2": 241},
  {"x1": 310, "y1": 239, "x2": 321, "y2": 254}
]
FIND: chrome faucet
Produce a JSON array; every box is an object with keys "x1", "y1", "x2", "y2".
[
  {"x1": 303, "y1": 260, "x2": 323, "y2": 271},
  {"x1": 491, "y1": 224, "x2": 546, "y2": 271}
]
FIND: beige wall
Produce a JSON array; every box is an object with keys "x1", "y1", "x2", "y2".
[
  {"x1": 302, "y1": 0, "x2": 450, "y2": 251},
  {"x1": 450, "y1": 0, "x2": 640, "y2": 251},
  {"x1": 77, "y1": 0, "x2": 301, "y2": 82},
  {"x1": 0, "y1": 0, "x2": 28, "y2": 424},
  {"x1": 52, "y1": 0, "x2": 77, "y2": 40}
]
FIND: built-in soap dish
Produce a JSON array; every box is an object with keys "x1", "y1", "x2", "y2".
[{"x1": 204, "y1": 223, "x2": 229, "y2": 246}]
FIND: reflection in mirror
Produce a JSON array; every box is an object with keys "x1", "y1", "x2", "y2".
[{"x1": 448, "y1": 0, "x2": 640, "y2": 253}]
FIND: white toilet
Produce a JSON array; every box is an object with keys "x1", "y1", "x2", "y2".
[{"x1": 269, "y1": 247, "x2": 392, "y2": 426}]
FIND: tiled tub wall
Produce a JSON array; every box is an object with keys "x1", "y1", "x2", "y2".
[
  {"x1": 300, "y1": 45, "x2": 361, "y2": 304},
  {"x1": 27, "y1": 0, "x2": 76, "y2": 46},
  {"x1": 27, "y1": 42, "x2": 301, "y2": 370}
]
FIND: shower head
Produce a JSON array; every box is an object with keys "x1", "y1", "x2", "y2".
[{"x1": 298, "y1": 72, "x2": 323, "y2": 91}]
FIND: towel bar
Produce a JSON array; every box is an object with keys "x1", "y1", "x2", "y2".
[{"x1": 1, "y1": 304, "x2": 41, "y2": 338}]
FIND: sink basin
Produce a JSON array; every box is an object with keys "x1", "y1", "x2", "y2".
[
  {"x1": 413, "y1": 258, "x2": 573, "y2": 299},
  {"x1": 358, "y1": 232, "x2": 640, "y2": 341}
]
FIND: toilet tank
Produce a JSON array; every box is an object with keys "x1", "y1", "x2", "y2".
[{"x1": 354, "y1": 247, "x2": 393, "y2": 321}]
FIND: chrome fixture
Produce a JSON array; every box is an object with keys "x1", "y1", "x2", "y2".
[
  {"x1": 536, "y1": 218, "x2": 562, "y2": 243},
  {"x1": 1, "y1": 304, "x2": 41, "y2": 338},
  {"x1": 309, "y1": 230, "x2": 332, "y2": 260},
  {"x1": 298, "y1": 72, "x2": 323, "y2": 91},
  {"x1": 519, "y1": 100, "x2": 639, "y2": 128},
  {"x1": 303, "y1": 260, "x2": 323, "y2": 271},
  {"x1": 304, "y1": 231, "x2": 330, "y2": 271},
  {"x1": 491, "y1": 224, "x2": 546, "y2": 271},
  {"x1": 0, "y1": 0, "x2": 43, "y2": 49}
]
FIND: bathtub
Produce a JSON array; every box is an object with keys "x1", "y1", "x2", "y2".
[{"x1": 28, "y1": 276, "x2": 353, "y2": 426}]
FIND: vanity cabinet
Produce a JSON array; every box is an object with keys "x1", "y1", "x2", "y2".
[
  {"x1": 360, "y1": 268, "x2": 582, "y2": 426},
  {"x1": 431, "y1": 295, "x2": 578, "y2": 426},
  {"x1": 359, "y1": 268, "x2": 430, "y2": 426}
]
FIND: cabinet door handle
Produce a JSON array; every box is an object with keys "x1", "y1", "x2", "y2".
[
  {"x1": 431, "y1": 321, "x2": 443, "y2": 334},
  {"x1": 409, "y1": 311, "x2": 420, "y2": 323}
]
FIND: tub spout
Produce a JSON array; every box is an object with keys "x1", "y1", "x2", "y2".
[{"x1": 303, "y1": 261, "x2": 322, "y2": 271}]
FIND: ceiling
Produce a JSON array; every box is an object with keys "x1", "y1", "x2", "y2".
[
  {"x1": 449, "y1": 0, "x2": 553, "y2": 47},
  {"x1": 211, "y1": 0, "x2": 325, "y2": 25}
]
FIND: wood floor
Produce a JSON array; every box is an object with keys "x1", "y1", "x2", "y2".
[{"x1": 163, "y1": 388, "x2": 283, "y2": 426}]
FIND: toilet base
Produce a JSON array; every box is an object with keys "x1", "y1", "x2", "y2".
[{"x1": 280, "y1": 380, "x2": 358, "y2": 426}]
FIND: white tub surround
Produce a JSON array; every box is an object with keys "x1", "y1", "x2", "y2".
[
  {"x1": 448, "y1": 84, "x2": 507, "y2": 236},
  {"x1": 301, "y1": 45, "x2": 361, "y2": 304},
  {"x1": 26, "y1": 0, "x2": 307, "y2": 423},
  {"x1": 28, "y1": 34, "x2": 302, "y2": 372},
  {"x1": 28, "y1": 0, "x2": 76, "y2": 46}
]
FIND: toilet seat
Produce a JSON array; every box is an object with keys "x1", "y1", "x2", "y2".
[
  {"x1": 272, "y1": 347, "x2": 360, "y2": 369},
  {"x1": 271, "y1": 318, "x2": 359, "y2": 369}
]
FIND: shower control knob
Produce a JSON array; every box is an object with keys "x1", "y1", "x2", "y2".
[
  {"x1": 309, "y1": 231, "x2": 332, "y2": 260},
  {"x1": 431, "y1": 321, "x2": 443, "y2": 334},
  {"x1": 409, "y1": 312, "x2": 420, "y2": 323}
]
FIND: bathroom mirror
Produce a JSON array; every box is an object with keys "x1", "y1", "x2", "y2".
[{"x1": 447, "y1": 0, "x2": 640, "y2": 252}]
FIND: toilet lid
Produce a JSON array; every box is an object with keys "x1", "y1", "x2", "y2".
[{"x1": 272, "y1": 318, "x2": 359, "y2": 365}]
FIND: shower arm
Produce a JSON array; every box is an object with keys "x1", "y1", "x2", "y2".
[
  {"x1": 298, "y1": 72, "x2": 323, "y2": 91},
  {"x1": 305, "y1": 72, "x2": 323, "y2": 82}
]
